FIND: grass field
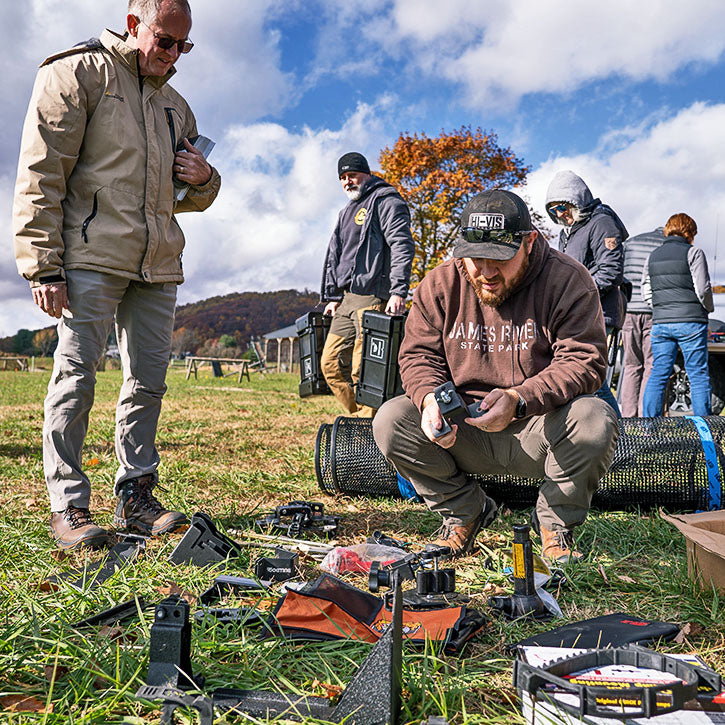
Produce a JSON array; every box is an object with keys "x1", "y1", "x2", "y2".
[{"x1": 0, "y1": 367, "x2": 724, "y2": 723}]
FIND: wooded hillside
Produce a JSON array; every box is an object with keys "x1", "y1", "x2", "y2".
[
  {"x1": 174, "y1": 288, "x2": 318, "y2": 339},
  {"x1": 1, "y1": 289, "x2": 320, "y2": 355}
]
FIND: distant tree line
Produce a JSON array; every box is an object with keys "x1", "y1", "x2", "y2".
[
  {"x1": 171, "y1": 288, "x2": 318, "y2": 356},
  {"x1": 1, "y1": 289, "x2": 320, "y2": 357},
  {"x1": 0, "y1": 327, "x2": 59, "y2": 356}
]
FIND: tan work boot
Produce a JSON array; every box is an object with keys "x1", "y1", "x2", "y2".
[
  {"x1": 541, "y1": 527, "x2": 582, "y2": 565},
  {"x1": 49, "y1": 506, "x2": 112, "y2": 550},
  {"x1": 114, "y1": 475, "x2": 188, "y2": 536},
  {"x1": 431, "y1": 494, "x2": 498, "y2": 557}
]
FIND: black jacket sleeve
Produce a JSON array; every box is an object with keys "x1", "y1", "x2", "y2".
[
  {"x1": 320, "y1": 214, "x2": 344, "y2": 302},
  {"x1": 587, "y1": 214, "x2": 625, "y2": 294},
  {"x1": 378, "y1": 193, "x2": 414, "y2": 298}
]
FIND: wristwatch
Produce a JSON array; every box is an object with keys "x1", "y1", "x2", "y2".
[{"x1": 513, "y1": 392, "x2": 527, "y2": 419}]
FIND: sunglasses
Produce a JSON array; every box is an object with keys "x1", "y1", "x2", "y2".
[
  {"x1": 461, "y1": 228, "x2": 531, "y2": 245},
  {"x1": 549, "y1": 203, "x2": 569, "y2": 213},
  {"x1": 139, "y1": 20, "x2": 194, "y2": 54}
]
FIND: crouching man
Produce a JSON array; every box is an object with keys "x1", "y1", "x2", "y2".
[{"x1": 373, "y1": 189, "x2": 619, "y2": 563}]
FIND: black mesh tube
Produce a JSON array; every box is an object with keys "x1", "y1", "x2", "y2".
[
  {"x1": 315, "y1": 416, "x2": 400, "y2": 498},
  {"x1": 315, "y1": 416, "x2": 725, "y2": 511}
]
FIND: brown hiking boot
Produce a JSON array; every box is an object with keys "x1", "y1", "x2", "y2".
[
  {"x1": 49, "y1": 506, "x2": 111, "y2": 550},
  {"x1": 541, "y1": 527, "x2": 583, "y2": 565},
  {"x1": 430, "y1": 494, "x2": 498, "y2": 557},
  {"x1": 114, "y1": 475, "x2": 188, "y2": 536}
]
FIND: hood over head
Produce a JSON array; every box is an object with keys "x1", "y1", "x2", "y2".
[{"x1": 545, "y1": 170, "x2": 597, "y2": 225}]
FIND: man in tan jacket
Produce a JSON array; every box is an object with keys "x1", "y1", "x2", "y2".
[{"x1": 13, "y1": 0, "x2": 221, "y2": 550}]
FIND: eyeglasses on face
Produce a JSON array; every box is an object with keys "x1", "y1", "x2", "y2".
[
  {"x1": 548, "y1": 203, "x2": 569, "y2": 214},
  {"x1": 461, "y1": 228, "x2": 531, "y2": 245},
  {"x1": 139, "y1": 19, "x2": 194, "y2": 54}
]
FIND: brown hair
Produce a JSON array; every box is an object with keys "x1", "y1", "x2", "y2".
[{"x1": 664, "y1": 213, "x2": 697, "y2": 243}]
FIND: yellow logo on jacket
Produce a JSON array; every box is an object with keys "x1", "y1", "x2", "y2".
[{"x1": 355, "y1": 208, "x2": 368, "y2": 225}]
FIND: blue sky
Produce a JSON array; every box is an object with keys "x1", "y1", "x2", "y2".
[{"x1": 4, "y1": 0, "x2": 725, "y2": 337}]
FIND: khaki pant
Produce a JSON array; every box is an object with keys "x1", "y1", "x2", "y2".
[
  {"x1": 320, "y1": 292, "x2": 385, "y2": 417},
  {"x1": 373, "y1": 394, "x2": 618, "y2": 531},
  {"x1": 43, "y1": 269, "x2": 176, "y2": 511}
]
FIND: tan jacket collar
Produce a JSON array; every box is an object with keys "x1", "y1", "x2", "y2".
[{"x1": 100, "y1": 28, "x2": 176, "y2": 88}]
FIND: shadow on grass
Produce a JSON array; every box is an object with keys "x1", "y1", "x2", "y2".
[
  {"x1": 0, "y1": 442, "x2": 41, "y2": 457},
  {"x1": 208, "y1": 502, "x2": 440, "y2": 545}
]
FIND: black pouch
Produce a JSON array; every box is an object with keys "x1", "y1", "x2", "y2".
[{"x1": 508, "y1": 612, "x2": 680, "y2": 653}]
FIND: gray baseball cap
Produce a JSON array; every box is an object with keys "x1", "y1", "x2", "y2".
[{"x1": 454, "y1": 189, "x2": 533, "y2": 260}]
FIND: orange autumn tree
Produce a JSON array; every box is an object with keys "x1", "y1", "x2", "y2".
[{"x1": 379, "y1": 126, "x2": 529, "y2": 289}]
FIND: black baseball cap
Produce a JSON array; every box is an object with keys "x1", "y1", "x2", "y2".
[
  {"x1": 454, "y1": 189, "x2": 533, "y2": 260},
  {"x1": 338, "y1": 152, "x2": 370, "y2": 177}
]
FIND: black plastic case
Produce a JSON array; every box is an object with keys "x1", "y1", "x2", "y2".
[
  {"x1": 355, "y1": 311, "x2": 406, "y2": 409},
  {"x1": 296, "y1": 311, "x2": 332, "y2": 397}
]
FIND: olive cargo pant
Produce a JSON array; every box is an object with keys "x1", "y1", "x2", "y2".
[
  {"x1": 373, "y1": 394, "x2": 618, "y2": 531},
  {"x1": 43, "y1": 269, "x2": 176, "y2": 511},
  {"x1": 320, "y1": 292, "x2": 385, "y2": 417}
]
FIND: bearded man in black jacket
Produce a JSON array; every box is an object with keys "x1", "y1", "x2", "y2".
[{"x1": 320, "y1": 152, "x2": 414, "y2": 417}]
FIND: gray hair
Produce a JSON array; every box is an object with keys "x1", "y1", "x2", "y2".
[{"x1": 128, "y1": 0, "x2": 191, "y2": 24}]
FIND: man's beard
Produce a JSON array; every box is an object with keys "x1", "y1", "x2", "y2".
[
  {"x1": 464, "y1": 252, "x2": 530, "y2": 307},
  {"x1": 345, "y1": 186, "x2": 361, "y2": 201}
]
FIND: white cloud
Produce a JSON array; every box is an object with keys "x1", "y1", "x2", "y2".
[
  {"x1": 374, "y1": 0, "x2": 725, "y2": 109},
  {"x1": 169, "y1": 0, "x2": 296, "y2": 136},
  {"x1": 522, "y1": 101, "x2": 725, "y2": 314},
  {"x1": 175, "y1": 101, "x2": 388, "y2": 306}
]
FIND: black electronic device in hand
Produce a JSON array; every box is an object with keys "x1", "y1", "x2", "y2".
[{"x1": 431, "y1": 382, "x2": 485, "y2": 438}]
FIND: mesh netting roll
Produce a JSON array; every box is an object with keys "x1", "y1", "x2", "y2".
[{"x1": 315, "y1": 415, "x2": 725, "y2": 511}]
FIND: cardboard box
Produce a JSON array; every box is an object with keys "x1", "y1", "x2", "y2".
[{"x1": 662, "y1": 511, "x2": 725, "y2": 594}]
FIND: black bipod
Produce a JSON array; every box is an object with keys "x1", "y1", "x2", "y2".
[
  {"x1": 489, "y1": 524, "x2": 551, "y2": 620},
  {"x1": 136, "y1": 578, "x2": 404, "y2": 724},
  {"x1": 254, "y1": 500, "x2": 339, "y2": 537},
  {"x1": 369, "y1": 545, "x2": 470, "y2": 610}
]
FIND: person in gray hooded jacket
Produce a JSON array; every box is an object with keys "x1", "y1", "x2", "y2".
[{"x1": 545, "y1": 170, "x2": 628, "y2": 417}]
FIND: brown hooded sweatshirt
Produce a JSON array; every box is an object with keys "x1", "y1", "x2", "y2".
[{"x1": 399, "y1": 233, "x2": 607, "y2": 418}]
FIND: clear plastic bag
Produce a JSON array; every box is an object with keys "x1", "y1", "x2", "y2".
[{"x1": 319, "y1": 543, "x2": 408, "y2": 575}]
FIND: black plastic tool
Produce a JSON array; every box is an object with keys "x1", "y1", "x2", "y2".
[
  {"x1": 254, "y1": 501, "x2": 339, "y2": 538},
  {"x1": 168, "y1": 512, "x2": 240, "y2": 567},
  {"x1": 45, "y1": 534, "x2": 146, "y2": 591}
]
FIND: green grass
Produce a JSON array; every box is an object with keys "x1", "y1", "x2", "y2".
[{"x1": 0, "y1": 368, "x2": 724, "y2": 723}]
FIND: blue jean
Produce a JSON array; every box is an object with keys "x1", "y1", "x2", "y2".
[
  {"x1": 595, "y1": 380, "x2": 621, "y2": 418},
  {"x1": 642, "y1": 322, "x2": 711, "y2": 417}
]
